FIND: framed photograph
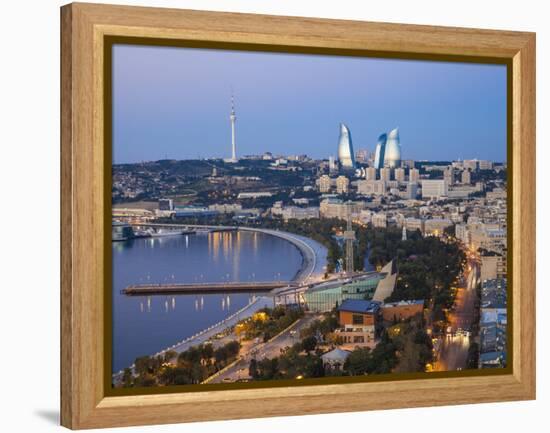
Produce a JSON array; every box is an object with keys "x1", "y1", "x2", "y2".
[{"x1": 61, "y1": 3, "x2": 536, "y2": 429}]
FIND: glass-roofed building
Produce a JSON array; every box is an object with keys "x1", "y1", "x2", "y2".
[
  {"x1": 304, "y1": 260, "x2": 398, "y2": 313},
  {"x1": 304, "y1": 273, "x2": 383, "y2": 313}
]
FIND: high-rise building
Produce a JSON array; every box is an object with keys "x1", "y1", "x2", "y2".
[
  {"x1": 405, "y1": 182, "x2": 418, "y2": 199},
  {"x1": 374, "y1": 133, "x2": 387, "y2": 169},
  {"x1": 380, "y1": 167, "x2": 391, "y2": 182},
  {"x1": 444, "y1": 167, "x2": 455, "y2": 186},
  {"x1": 336, "y1": 175, "x2": 350, "y2": 194},
  {"x1": 421, "y1": 179, "x2": 448, "y2": 199},
  {"x1": 357, "y1": 180, "x2": 386, "y2": 195},
  {"x1": 337, "y1": 123, "x2": 355, "y2": 170},
  {"x1": 374, "y1": 128, "x2": 402, "y2": 169},
  {"x1": 402, "y1": 159, "x2": 415, "y2": 169},
  {"x1": 409, "y1": 168, "x2": 420, "y2": 183},
  {"x1": 395, "y1": 167, "x2": 405, "y2": 182},
  {"x1": 318, "y1": 175, "x2": 332, "y2": 193},
  {"x1": 462, "y1": 169, "x2": 471, "y2": 184},
  {"x1": 384, "y1": 128, "x2": 402, "y2": 168},
  {"x1": 328, "y1": 156, "x2": 338, "y2": 173},
  {"x1": 366, "y1": 167, "x2": 377, "y2": 181}
]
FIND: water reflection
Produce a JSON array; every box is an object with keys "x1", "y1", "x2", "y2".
[{"x1": 112, "y1": 231, "x2": 302, "y2": 372}]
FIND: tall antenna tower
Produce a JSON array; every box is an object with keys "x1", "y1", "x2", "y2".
[
  {"x1": 229, "y1": 90, "x2": 237, "y2": 162},
  {"x1": 343, "y1": 201, "x2": 356, "y2": 275}
]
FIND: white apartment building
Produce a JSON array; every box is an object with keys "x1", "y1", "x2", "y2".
[
  {"x1": 357, "y1": 180, "x2": 386, "y2": 195},
  {"x1": 421, "y1": 179, "x2": 448, "y2": 199}
]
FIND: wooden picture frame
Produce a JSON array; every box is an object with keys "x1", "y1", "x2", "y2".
[{"x1": 61, "y1": 2, "x2": 536, "y2": 429}]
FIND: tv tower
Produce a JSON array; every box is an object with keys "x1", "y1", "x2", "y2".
[{"x1": 229, "y1": 91, "x2": 237, "y2": 162}]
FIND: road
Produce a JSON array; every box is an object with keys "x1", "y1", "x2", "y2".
[
  {"x1": 208, "y1": 313, "x2": 322, "y2": 383},
  {"x1": 112, "y1": 296, "x2": 272, "y2": 380},
  {"x1": 434, "y1": 256, "x2": 479, "y2": 371}
]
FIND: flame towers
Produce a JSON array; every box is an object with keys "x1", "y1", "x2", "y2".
[
  {"x1": 337, "y1": 123, "x2": 355, "y2": 170},
  {"x1": 374, "y1": 127, "x2": 401, "y2": 169},
  {"x1": 374, "y1": 133, "x2": 387, "y2": 169}
]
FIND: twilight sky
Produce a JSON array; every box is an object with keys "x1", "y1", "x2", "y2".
[{"x1": 112, "y1": 44, "x2": 507, "y2": 164}]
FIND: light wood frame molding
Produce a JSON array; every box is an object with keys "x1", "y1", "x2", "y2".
[{"x1": 61, "y1": 2, "x2": 536, "y2": 429}]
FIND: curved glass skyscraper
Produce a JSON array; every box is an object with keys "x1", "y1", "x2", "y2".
[
  {"x1": 384, "y1": 127, "x2": 401, "y2": 168},
  {"x1": 374, "y1": 133, "x2": 387, "y2": 169},
  {"x1": 374, "y1": 128, "x2": 402, "y2": 169},
  {"x1": 337, "y1": 123, "x2": 355, "y2": 170}
]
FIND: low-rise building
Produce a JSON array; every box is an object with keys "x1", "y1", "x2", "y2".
[
  {"x1": 405, "y1": 217, "x2": 424, "y2": 233},
  {"x1": 470, "y1": 225, "x2": 507, "y2": 253},
  {"x1": 319, "y1": 199, "x2": 364, "y2": 220},
  {"x1": 481, "y1": 253, "x2": 507, "y2": 281},
  {"x1": 424, "y1": 218, "x2": 453, "y2": 236},
  {"x1": 237, "y1": 191, "x2": 273, "y2": 199},
  {"x1": 333, "y1": 299, "x2": 381, "y2": 347},
  {"x1": 479, "y1": 279, "x2": 507, "y2": 369},
  {"x1": 371, "y1": 212, "x2": 387, "y2": 228},
  {"x1": 321, "y1": 348, "x2": 351, "y2": 370},
  {"x1": 281, "y1": 206, "x2": 320, "y2": 221},
  {"x1": 478, "y1": 160, "x2": 494, "y2": 170},
  {"x1": 381, "y1": 300, "x2": 424, "y2": 322},
  {"x1": 208, "y1": 203, "x2": 243, "y2": 213}
]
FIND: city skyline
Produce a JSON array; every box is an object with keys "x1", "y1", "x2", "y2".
[{"x1": 113, "y1": 44, "x2": 507, "y2": 164}]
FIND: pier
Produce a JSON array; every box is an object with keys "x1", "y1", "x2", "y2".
[
  {"x1": 123, "y1": 281, "x2": 297, "y2": 295},
  {"x1": 130, "y1": 222, "x2": 237, "y2": 233}
]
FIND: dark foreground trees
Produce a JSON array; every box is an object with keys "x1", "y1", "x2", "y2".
[{"x1": 117, "y1": 340, "x2": 242, "y2": 388}]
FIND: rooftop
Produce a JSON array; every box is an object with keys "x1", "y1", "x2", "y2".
[
  {"x1": 338, "y1": 299, "x2": 381, "y2": 314},
  {"x1": 382, "y1": 299, "x2": 424, "y2": 308},
  {"x1": 321, "y1": 348, "x2": 351, "y2": 362}
]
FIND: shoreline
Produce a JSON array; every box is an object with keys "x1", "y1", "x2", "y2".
[{"x1": 112, "y1": 227, "x2": 328, "y2": 379}]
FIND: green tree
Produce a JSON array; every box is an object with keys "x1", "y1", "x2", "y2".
[
  {"x1": 345, "y1": 348, "x2": 371, "y2": 376},
  {"x1": 249, "y1": 358, "x2": 259, "y2": 379},
  {"x1": 301, "y1": 336, "x2": 317, "y2": 353}
]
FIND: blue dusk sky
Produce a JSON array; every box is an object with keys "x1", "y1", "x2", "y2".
[{"x1": 112, "y1": 44, "x2": 507, "y2": 164}]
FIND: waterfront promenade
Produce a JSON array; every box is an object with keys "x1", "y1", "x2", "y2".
[
  {"x1": 113, "y1": 295, "x2": 273, "y2": 380},
  {"x1": 113, "y1": 226, "x2": 328, "y2": 379},
  {"x1": 239, "y1": 227, "x2": 327, "y2": 283}
]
